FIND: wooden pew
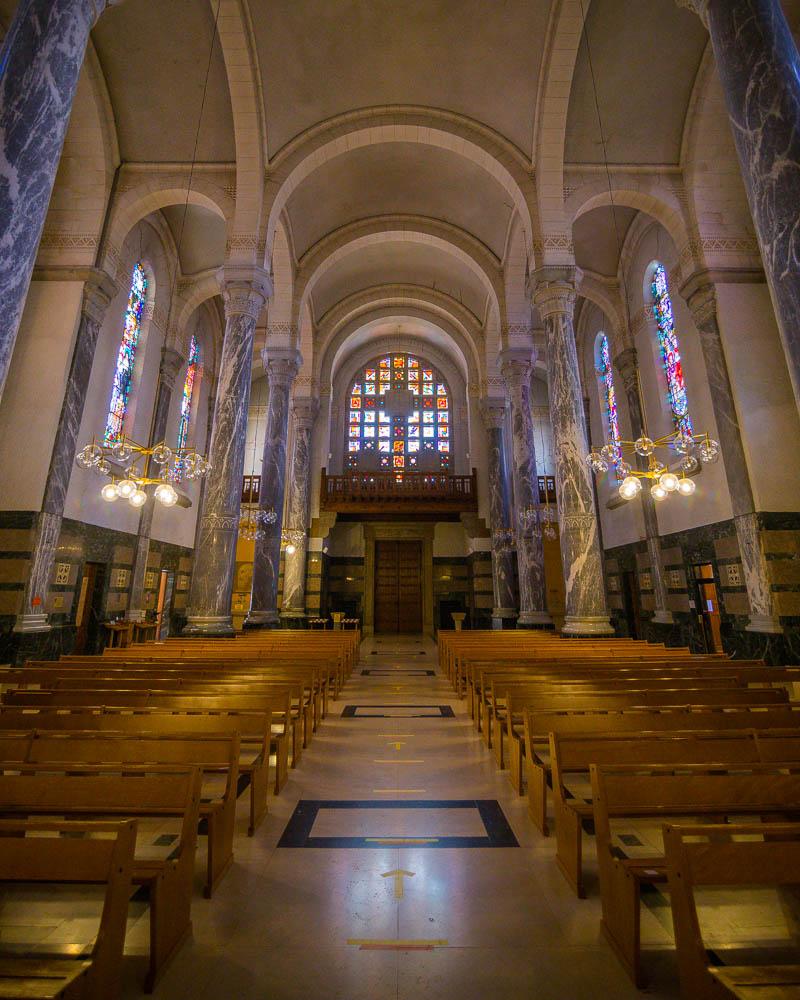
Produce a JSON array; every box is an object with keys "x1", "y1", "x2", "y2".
[
  {"x1": 0, "y1": 705, "x2": 285, "y2": 831},
  {"x1": 589, "y1": 763, "x2": 800, "y2": 988},
  {"x1": 548, "y1": 730, "x2": 800, "y2": 898},
  {"x1": 0, "y1": 765, "x2": 202, "y2": 992},
  {"x1": 0, "y1": 820, "x2": 137, "y2": 1000},
  {"x1": 0, "y1": 731, "x2": 240, "y2": 898},
  {"x1": 522, "y1": 706, "x2": 800, "y2": 833},
  {"x1": 664, "y1": 822, "x2": 800, "y2": 1000}
]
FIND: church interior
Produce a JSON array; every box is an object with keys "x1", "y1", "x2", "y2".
[{"x1": 1, "y1": 0, "x2": 800, "y2": 997}]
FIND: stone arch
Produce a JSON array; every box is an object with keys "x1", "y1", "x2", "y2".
[
  {"x1": 262, "y1": 106, "x2": 537, "y2": 262},
  {"x1": 269, "y1": 219, "x2": 294, "y2": 326}
]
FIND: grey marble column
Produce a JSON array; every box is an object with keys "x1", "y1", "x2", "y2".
[
  {"x1": 678, "y1": 0, "x2": 800, "y2": 409},
  {"x1": 184, "y1": 266, "x2": 271, "y2": 636},
  {"x1": 613, "y1": 347, "x2": 674, "y2": 626},
  {"x1": 14, "y1": 268, "x2": 118, "y2": 633},
  {"x1": 191, "y1": 391, "x2": 216, "y2": 557},
  {"x1": 682, "y1": 277, "x2": 781, "y2": 632},
  {"x1": 499, "y1": 350, "x2": 551, "y2": 627},
  {"x1": 127, "y1": 347, "x2": 185, "y2": 621},
  {"x1": 281, "y1": 398, "x2": 320, "y2": 617},
  {"x1": 0, "y1": 0, "x2": 119, "y2": 405},
  {"x1": 247, "y1": 348, "x2": 301, "y2": 626},
  {"x1": 479, "y1": 399, "x2": 518, "y2": 627},
  {"x1": 534, "y1": 267, "x2": 613, "y2": 636}
]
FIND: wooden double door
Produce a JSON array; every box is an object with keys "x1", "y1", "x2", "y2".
[{"x1": 374, "y1": 540, "x2": 423, "y2": 633}]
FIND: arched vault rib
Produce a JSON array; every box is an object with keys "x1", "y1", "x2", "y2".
[
  {"x1": 294, "y1": 216, "x2": 504, "y2": 329},
  {"x1": 261, "y1": 106, "x2": 538, "y2": 262}
]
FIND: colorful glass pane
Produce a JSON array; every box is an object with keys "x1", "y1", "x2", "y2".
[
  {"x1": 651, "y1": 263, "x2": 693, "y2": 437},
  {"x1": 597, "y1": 333, "x2": 622, "y2": 477},
  {"x1": 104, "y1": 262, "x2": 147, "y2": 443}
]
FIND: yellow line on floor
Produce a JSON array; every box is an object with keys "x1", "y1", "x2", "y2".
[
  {"x1": 373, "y1": 759, "x2": 424, "y2": 764},
  {"x1": 372, "y1": 789, "x2": 426, "y2": 794},
  {"x1": 367, "y1": 838, "x2": 438, "y2": 845},
  {"x1": 347, "y1": 939, "x2": 448, "y2": 951}
]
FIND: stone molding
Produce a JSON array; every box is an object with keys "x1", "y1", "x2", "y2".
[
  {"x1": 262, "y1": 347, "x2": 302, "y2": 390},
  {"x1": 202, "y1": 513, "x2": 240, "y2": 531},
  {"x1": 613, "y1": 346, "x2": 640, "y2": 393},
  {"x1": 218, "y1": 265, "x2": 272, "y2": 320},
  {"x1": 479, "y1": 397, "x2": 507, "y2": 430},
  {"x1": 292, "y1": 396, "x2": 320, "y2": 430},
  {"x1": 531, "y1": 266, "x2": 580, "y2": 320},
  {"x1": 159, "y1": 347, "x2": 186, "y2": 389},
  {"x1": 498, "y1": 347, "x2": 535, "y2": 388},
  {"x1": 81, "y1": 269, "x2": 119, "y2": 326}
]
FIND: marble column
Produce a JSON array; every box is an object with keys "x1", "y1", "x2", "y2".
[
  {"x1": 184, "y1": 266, "x2": 271, "y2": 636},
  {"x1": 127, "y1": 347, "x2": 185, "y2": 621},
  {"x1": 14, "y1": 268, "x2": 118, "y2": 633},
  {"x1": 247, "y1": 348, "x2": 301, "y2": 626},
  {"x1": 613, "y1": 347, "x2": 674, "y2": 626},
  {"x1": 499, "y1": 350, "x2": 551, "y2": 627},
  {"x1": 479, "y1": 399, "x2": 518, "y2": 627},
  {"x1": 682, "y1": 277, "x2": 781, "y2": 632},
  {"x1": 192, "y1": 391, "x2": 216, "y2": 557},
  {"x1": 678, "y1": 0, "x2": 800, "y2": 409},
  {"x1": 281, "y1": 398, "x2": 320, "y2": 618},
  {"x1": 0, "y1": 0, "x2": 119, "y2": 405},
  {"x1": 533, "y1": 267, "x2": 613, "y2": 635}
]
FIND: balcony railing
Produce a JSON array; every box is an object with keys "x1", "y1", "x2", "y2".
[{"x1": 320, "y1": 469, "x2": 478, "y2": 513}]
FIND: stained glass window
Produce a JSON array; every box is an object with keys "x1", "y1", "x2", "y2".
[
  {"x1": 177, "y1": 334, "x2": 200, "y2": 452},
  {"x1": 597, "y1": 334, "x2": 621, "y2": 476},
  {"x1": 651, "y1": 263, "x2": 692, "y2": 437},
  {"x1": 104, "y1": 262, "x2": 147, "y2": 443},
  {"x1": 346, "y1": 353, "x2": 451, "y2": 471}
]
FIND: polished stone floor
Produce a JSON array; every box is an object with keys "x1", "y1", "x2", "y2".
[{"x1": 112, "y1": 634, "x2": 694, "y2": 999}]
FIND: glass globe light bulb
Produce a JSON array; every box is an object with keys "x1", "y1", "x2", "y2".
[
  {"x1": 677, "y1": 476, "x2": 696, "y2": 497},
  {"x1": 117, "y1": 478, "x2": 136, "y2": 499},
  {"x1": 680, "y1": 455, "x2": 699, "y2": 474},
  {"x1": 600, "y1": 443, "x2": 618, "y2": 463},
  {"x1": 673, "y1": 432, "x2": 694, "y2": 455},
  {"x1": 101, "y1": 482, "x2": 119, "y2": 502},
  {"x1": 650, "y1": 481, "x2": 667, "y2": 501},
  {"x1": 699, "y1": 438, "x2": 720, "y2": 464},
  {"x1": 618, "y1": 475, "x2": 642, "y2": 501},
  {"x1": 152, "y1": 443, "x2": 172, "y2": 466},
  {"x1": 76, "y1": 447, "x2": 96, "y2": 470},
  {"x1": 95, "y1": 459, "x2": 110, "y2": 476},
  {"x1": 160, "y1": 484, "x2": 178, "y2": 507},
  {"x1": 634, "y1": 436, "x2": 654, "y2": 457},
  {"x1": 660, "y1": 471, "x2": 679, "y2": 493},
  {"x1": 111, "y1": 439, "x2": 132, "y2": 461},
  {"x1": 129, "y1": 488, "x2": 147, "y2": 508},
  {"x1": 617, "y1": 461, "x2": 632, "y2": 478}
]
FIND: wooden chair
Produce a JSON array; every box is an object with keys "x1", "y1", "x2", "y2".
[
  {"x1": 0, "y1": 820, "x2": 137, "y2": 1000},
  {"x1": 664, "y1": 822, "x2": 800, "y2": 1000}
]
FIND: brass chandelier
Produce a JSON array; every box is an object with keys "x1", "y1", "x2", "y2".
[{"x1": 76, "y1": 435, "x2": 210, "y2": 508}]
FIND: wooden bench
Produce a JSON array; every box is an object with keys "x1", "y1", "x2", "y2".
[
  {"x1": 590, "y1": 763, "x2": 800, "y2": 988},
  {"x1": 664, "y1": 822, "x2": 800, "y2": 1000},
  {"x1": 0, "y1": 820, "x2": 136, "y2": 1000},
  {"x1": 0, "y1": 731, "x2": 240, "y2": 898},
  {"x1": 0, "y1": 765, "x2": 202, "y2": 992}
]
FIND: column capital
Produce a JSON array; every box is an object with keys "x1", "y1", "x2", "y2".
[
  {"x1": 262, "y1": 347, "x2": 302, "y2": 389},
  {"x1": 159, "y1": 347, "x2": 186, "y2": 389},
  {"x1": 675, "y1": 0, "x2": 708, "y2": 27},
  {"x1": 612, "y1": 346, "x2": 640, "y2": 394},
  {"x1": 531, "y1": 266, "x2": 581, "y2": 320},
  {"x1": 680, "y1": 274, "x2": 718, "y2": 333},
  {"x1": 479, "y1": 397, "x2": 507, "y2": 430},
  {"x1": 498, "y1": 348, "x2": 535, "y2": 388},
  {"x1": 217, "y1": 265, "x2": 272, "y2": 321},
  {"x1": 82, "y1": 268, "x2": 119, "y2": 326},
  {"x1": 292, "y1": 396, "x2": 320, "y2": 430}
]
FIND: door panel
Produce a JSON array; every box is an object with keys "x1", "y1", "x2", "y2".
[{"x1": 374, "y1": 540, "x2": 423, "y2": 633}]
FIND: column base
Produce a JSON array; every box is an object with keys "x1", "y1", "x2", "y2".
[
  {"x1": 746, "y1": 614, "x2": 784, "y2": 635},
  {"x1": 182, "y1": 615, "x2": 236, "y2": 637},
  {"x1": 562, "y1": 615, "x2": 615, "y2": 636},
  {"x1": 492, "y1": 608, "x2": 518, "y2": 631},
  {"x1": 244, "y1": 610, "x2": 281, "y2": 628},
  {"x1": 517, "y1": 610, "x2": 553, "y2": 628},
  {"x1": 652, "y1": 609, "x2": 675, "y2": 625},
  {"x1": 12, "y1": 613, "x2": 50, "y2": 634}
]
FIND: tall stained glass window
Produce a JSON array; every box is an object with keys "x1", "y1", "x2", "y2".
[
  {"x1": 597, "y1": 334, "x2": 621, "y2": 475},
  {"x1": 347, "y1": 353, "x2": 451, "y2": 472},
  {"x1": 177, "y1": 334, "x2": 200, "y2": 453},
  {"x1": 104, "y1": 262, "x2": 147, "y2": 443},
  {"x1": 651, "y1": 262, "x2": 692, "y2": 437}
]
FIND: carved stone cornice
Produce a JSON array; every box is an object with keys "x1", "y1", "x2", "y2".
[
  {"x1": 218, "y1": 265, "x2": 272, "y2": 321},
  {"x1": 479, "y1": 397, "x2": 507, "y2": 430},
  {"x1": 292, "y1": 396, "x2": 320, "y2": 431},
  {"x1": 159, "y1": 347, "x2": 186, "y2": 389},
  {"x1": 531, "y1": 266, "x2": 581, "y2": 321}
]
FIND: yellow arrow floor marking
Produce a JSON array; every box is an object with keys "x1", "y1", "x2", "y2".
[
  {"x1": 381, "y1": 868, "x2": 415, "y2": 899},
  {"x1": 387, "y1": 741, "x2": 406, "y2": 750}
]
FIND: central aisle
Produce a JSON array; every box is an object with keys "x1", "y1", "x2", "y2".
[{"x1": 140, "y1": 635, "x2": 678, "y2": 1000}]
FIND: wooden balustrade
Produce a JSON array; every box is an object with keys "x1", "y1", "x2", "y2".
[{"x1": 320, "y1": 468, "x2": 478, "y2": 513}]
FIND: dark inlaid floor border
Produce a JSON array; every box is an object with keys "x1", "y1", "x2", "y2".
[
  {"x1": 341, "y1": 704, "x2": 455, "y2": 718},
  {"x1": 360, "y1": 669, "x2": 435, "y2": 677},
  {"x1": 277, "y1": 799, "x2": 519, "y2": 848}
]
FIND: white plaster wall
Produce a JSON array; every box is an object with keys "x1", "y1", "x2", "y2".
[
  {"x1": 65, "y1": 219, "x2": 173, "y2": 535},
  {"x1": 0, "y1": 281, "x2": 84, "y2": 510},
  {"x1": 715, "y1": 281, "x2": 800, "y2": 511},
  {"x1": 625, "y1": 225, "x2": 733, "y2": 535}
]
